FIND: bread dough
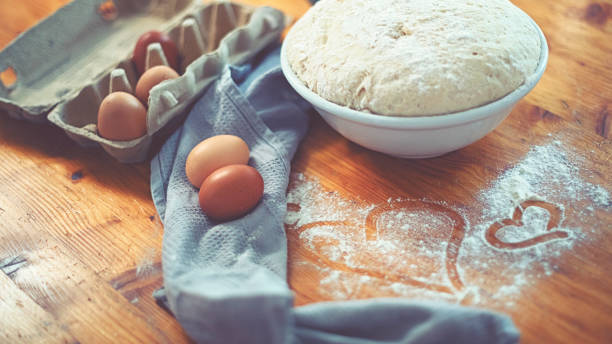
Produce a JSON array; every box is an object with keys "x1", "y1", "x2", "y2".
[{"x1": 285, "y1": 0, "x2": 542, "y2": 116}]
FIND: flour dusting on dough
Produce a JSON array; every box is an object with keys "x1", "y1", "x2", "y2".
[{"x1": 285, "y1": 0, "x2": 541, "y2": 116}]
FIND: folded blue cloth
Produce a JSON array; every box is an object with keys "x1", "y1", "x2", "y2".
[{"x1": 150, "y1": 46, "x2": 519, "y2": 344}]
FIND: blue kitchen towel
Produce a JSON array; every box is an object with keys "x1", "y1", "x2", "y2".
[{"x1": 150, "y1": 46, "x2": 520, "y2": 344}]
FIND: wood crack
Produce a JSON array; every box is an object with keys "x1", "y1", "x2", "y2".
[
  {"x1": 110, "y1": 262, "x2": 162, "y2": 291},
  {"x1": 596, "y1": 106, "x2": 610, "y2": 139},
  {"x1": 0, "y1": 254, "x2": 28, "y2": 278}
]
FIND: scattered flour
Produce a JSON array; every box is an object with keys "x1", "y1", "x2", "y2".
[
  {"x1": 286, "y1": 142, "x2": 610, "y2": 308},
  {"x1": 136, "y1": 247, "x2": 158, "y2": 278},
  {"x1": 480, "y1": 143, "x2": 609, "y2": 220}
]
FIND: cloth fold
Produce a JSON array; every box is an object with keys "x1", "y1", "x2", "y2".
[{"x1": 150, "y1": 47, "x2": 519, "y2": 344}]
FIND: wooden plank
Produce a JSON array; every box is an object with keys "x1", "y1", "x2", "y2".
[
  {"x1": 0, "y1": 122, "x2": 190, "y2": 343},
  {"x1": 108, "y1": 215, "x2": 192, "y2": 344},
  {"x1": 0, "y1": 192, "x2": 180, "y2": 343},
  {"x1": 234, "y1": 0, "x2": 312, "y2": 21},
  {"x1": 511, "y1": 0, "x2": 612, "y2": 137},
  {"x1": 0, "y1": 271, "x2": 76, "y2": 343},
  {"x1": 0, "y1": 0, "x2": 70, "y2": 49},
  {"x1": 0, "y1": 118, "x2": 160, "y2": 280}
]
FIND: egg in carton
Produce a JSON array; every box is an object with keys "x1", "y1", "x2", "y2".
[{"x1": 0, "y1": 0, "x2": 286, "y2": 162}]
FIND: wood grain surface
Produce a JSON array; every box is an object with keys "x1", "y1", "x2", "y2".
[{"x1": 0, "y1": 0, "x2": 610, "y2": 343}]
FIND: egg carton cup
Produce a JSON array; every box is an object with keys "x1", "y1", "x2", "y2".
[{"x1": 0, "y1": 0, "x2": 286, "y2": 163}]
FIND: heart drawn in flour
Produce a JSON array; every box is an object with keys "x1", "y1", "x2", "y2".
[
  {"x1": 287, "y1": 200, "x2": 466, "y2": 295},
  {"x1": 485, "y1": 200, "x2": 569, "y2": 250}
]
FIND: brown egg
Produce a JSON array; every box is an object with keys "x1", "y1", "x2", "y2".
[
  {"x1": 135, "y1": 65, "x2": 179, "y2": 104},
  {"x1": 132, "y1": 30, "x2": 179, "y2": 75},
  {"x1": 97, "y1": 91, "x2": 147, "y2": 141},
  {"x1": 185, "y1": 135, "x2": 250, "y2": 188},
  {"x1": 198, "y1": 165, "x2": 264, "y2": 221}
]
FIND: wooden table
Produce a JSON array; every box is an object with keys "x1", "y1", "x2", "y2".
[{"x1": 0, "y1": 0, "x2": 610, "y2": 343}]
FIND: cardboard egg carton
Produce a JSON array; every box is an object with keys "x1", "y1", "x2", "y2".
[{"x1": 0, "y1": 0, "x2": 286, "y2": 162}]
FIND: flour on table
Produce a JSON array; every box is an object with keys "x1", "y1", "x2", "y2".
[
  {"x1": 479, "y1": 142, "x2": 609, "y2": 220},
  {"x1": 136, "y1": 247, "x2": 158, "y2": 278},
  {"x1": 286, "y1": 141, "x2": 609, "y2": 308},
  {"x1": 494, "y1": 206, "x2": 551, "y2": 243}
]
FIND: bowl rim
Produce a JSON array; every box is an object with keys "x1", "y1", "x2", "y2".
[{"x1": 281, "y1": 15, "x2": 549, "y2": 130}]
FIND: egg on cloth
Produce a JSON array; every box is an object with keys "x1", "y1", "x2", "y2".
[
  {"x1": 198, "y1": 165, "x2": 264, "y2": 221},
  {"x1": 185, "y1": 135, "x2": 250, "y2": 188}
]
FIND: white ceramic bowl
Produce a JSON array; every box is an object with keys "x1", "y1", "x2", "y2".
[{"x1": 281, "y1": 18, "x2": 548, "y2": 158}]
